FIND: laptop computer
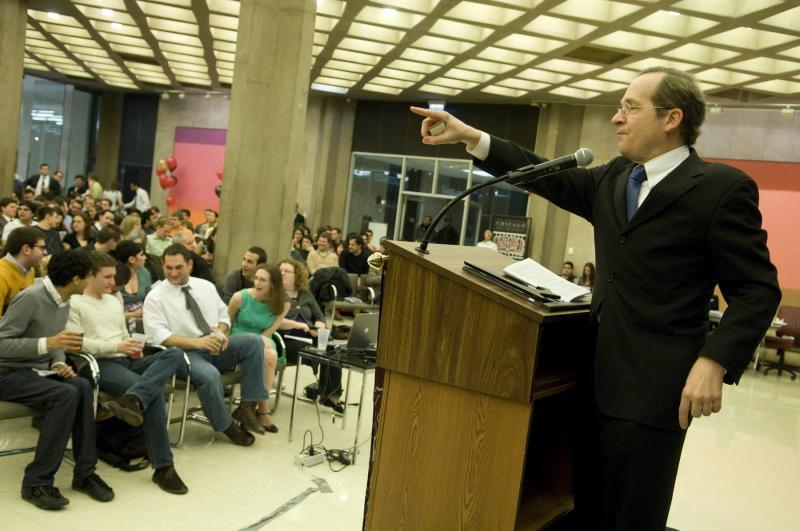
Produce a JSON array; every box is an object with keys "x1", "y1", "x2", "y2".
[{"x1": 347, "y1": 312, "x2": 379, "y2": 351}]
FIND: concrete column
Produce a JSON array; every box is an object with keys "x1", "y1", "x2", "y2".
[
  {"x1": 526, "y1": 103, "x2": 585, "y2": 271},
  {"x1": 94, "y1": 92, "x2": 124, "y2": 188},
  {"x1": 215, "y1": 0, "x2": 315, "y2": 277},
  {"x1": 0, "y1": 0, "x2": 27, "y2": 197}
]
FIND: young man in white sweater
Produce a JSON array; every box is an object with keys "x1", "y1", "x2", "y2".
[{"x1": 68, "y1": 251, "x2": 189, "y2": 494}]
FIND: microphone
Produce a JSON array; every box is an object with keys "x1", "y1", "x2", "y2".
[
  {"x1": 416, "y1": 148, "x2": 594, "y2": 254},
  {"x1": 505, "y1": 147, "x2": 594, "y2": 186}
]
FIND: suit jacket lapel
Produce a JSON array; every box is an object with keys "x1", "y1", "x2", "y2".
[
  {"x1": 622, "y1": 151, "x2": 705, "y2": 233},
  {"x1": 614, "y1": 161, "x2": 636, "y2": 227}
]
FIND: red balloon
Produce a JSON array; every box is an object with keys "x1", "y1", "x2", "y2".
[
  {"x1": 166, "y1": 156, "x2": 177, "y2": 171},
  {"x1": 159, "y1": 176, "x2": 170, "y2": 189},
  {"x1": 165, "y1": 195, "x2": 176, "y2": 207},
  {"x1": 156, "y1": 167, "x2": 166, "y2": 177},
  {"x1": 166, "y1": 176, "x2": 177, "y2": 188},
  {"x1": 216, "y1": 169, "x2": 223, "y2": 181}
]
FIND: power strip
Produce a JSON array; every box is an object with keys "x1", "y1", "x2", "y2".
[{"x1": 295, "y1": 451, "x2": 326, "y2": 468}]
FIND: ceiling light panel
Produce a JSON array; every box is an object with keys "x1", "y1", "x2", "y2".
[
  {"x1": 98, "y1": 33, "x2": 149, "y2": 47},
  {"x1": 429, "y1": 19, "x2": 494, "y2": 43},
  {"x1": 347, "y1": 22, "x2": 406, "y2": 44},
  {"x1": 56, "y1": 35, "x2": 102, "y2": 48},
  {"x1": 214, "y1": 41, "x2": 236, "y2": 53},
  {"x1": 494, "y1": 33, "x2": 564, "y2": 54},
  {"x1": 136, "y1": 1, "x2": 196, "y2": 22},
  {"x1": 160, "y1": 42, "x2": 205, "y2": 56},
  {"x1": 779, "y1": 46, "x2": 800, "y2": 61},
  {"x1": 138, "y1": 76, "x2": 172, "y2": 85},
  {"x1": 673, "y1": 0, "x2": 783, "y2": 18},
  {"x1": 596, "y1": 68, "x2": 638, "y2": 83},
  {"x1": 163, "y1": 52, "x2": 208, "y2": 65},
  {"x1": 419, "y1": 83, "x2": 462, "y2": 96},
  {"x1": 317, "y1": 0, "x2": 346, "y2": 18},
  {"x1": 427, "y1": 77, "x2": 478, "y2": 90},
  {"x1": 442, "y1": 68, "x2": 494, "y2": 83},
  {"x1": 759, "y1": 5, "x2": 800, "y2": 33},
  {"x1": 169, "y1": 62, "x2": 209, "y2": 73},
  {"x1": 367, "y1": 76, "x2": 416, "y2": 89},
  {"x1": 363, "y1": 83, "x2": 403, "y2": 95},
  {"x1": 324, "y1": 59, "x2": 374, "y2": 73},
  {"x1": 413, "y1": 36, "x2": 472, "y2": 55},
  {"x1": 388, "y1": 59, "x2": 440, "y2": 74},
  {"x1": 476, "y1": 46, "x2": 536, "y2": 66},
  {"x1": 704, "y1": 28, "x2": 796, "y2": 50},
  {"x1": 320, "y1": 68, "x2": 363, "y2": 82},
  {"x1": 550, "y1": 0, "x2": 641, "y2": 23},
  {"x1": 66, "y1": 46, "x2": 113, "y2": 58},
  {"x1": 725, "y1": 57, "x2": 800, "y2": 75},
  {"x1": 458, "y1": 58, "x2": 515, "y2": 75},
  {"x1": 146, "y1": 17, "x2": 199, "y2": 35},
  {"x1": 38, "y1": 23, "x2": 92, "y2": 39},
  {"x1": 208, "y1": 13, "x2": 237, "y2": 30},
  {"x1": 315, "y1": 15, "x2": 340, "y2": 32},
  {"x1": 592, "y1": 31, "x2": 674, "y2": 52},
  {"x1": 746, "y1": 79, "x2": 800, "y2": 94},
  {"x1": 370, "y1": 0, "x2": 439, "y2": 14},
  {"x1": 401, "y1": 47, "x2": 455, "y2": 65},
  {"x1": 125, "y1": 61, "x2": 164, "y2": 73},
  {"x1": 537, "y1": 59, "x2": 599, "y2": 75},
  {"x1": 109, "y1": 44, "x2": 155, "y2": 57},
  {"x1": 314, "y1": 76, "x2": 357, "y2": 88},
  {"x1": 549, "y1": 86, "x2": 601, "y2": 99},
  {"x1": 444, "y1": 2, "x2": 525, "y2": 26},
  {"x1": 331, "y1": 49, "x2": 382, "y2": 65},
  {"x1": 632, "y1": 11, "x2": 716, "y2": 38},
  {"x1": 378, "y1": 68, "x2": 424, "y2": 82},
  {"x1": 663, "y1": 44, "x2": 739, "y2": 64},
  {"x1": 523, "y1": 15, "x2": 595, "y2": 40},
  {"x1": 213, "y1": 50, "x2": 236, "y2": 62},
  {"x1": 694, "y1": 68, "x2": 758, "y2": 85},
  {"x1": 209, "y1": 27, "x2": 238, "y2": 42},
  {"x1": 518, "y1": 68, "x2": 570, "y2": 83},
  {"x1": 73, "y1": 0, "x2": 127, "y2": 9},
  {"x1": 150, "y1": 30, "x2": 202, "y2": 46},
  {"x1": 482, "y1": 85, "x2": 527, "y2": 98},
  {"x1": 314, "y1": 32, "x2": 328, "y2": 46},
  {"x1": 338, "y1": 38, "x2": 394, "y2": 56},
  {"x1": 28, "y1": 11, "x2": 83, "y2": 28},
  {"x1": 356, "y1": 6, "x2": 424, "y2": 29},
  {"x1": 626, "y1": 58, "x2": 699, "y2": 72},
  {"x1": 73, "y1": 5, "x2": 136, "y2": 24},
  {"x1": 207, "y1": 0, "x2": 240, "y2": 16},
  {"x1": 570, "y1": 79, "x2": 627, "y2": 92},
  {"x1": 496, "y1": 78, "x2": 549, "y2": 91}
]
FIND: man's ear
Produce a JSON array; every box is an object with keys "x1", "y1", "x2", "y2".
[
  {"x1": 187, "y1": 259, "x2": 194, "y2": 273},
  {"x1": 663, "y1": 108, "x2": 683, "y2": 135}
]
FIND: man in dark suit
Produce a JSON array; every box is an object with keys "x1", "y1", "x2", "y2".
[
  {"x1": 26, "y1": 163, "x2": 61, "y2": 197},
  {"x1": 412, "y1": 67, "x2": 781, "y2": 530}
]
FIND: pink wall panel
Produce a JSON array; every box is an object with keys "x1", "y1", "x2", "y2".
[{"x1": 170, "y1": 127, "x2": 225, "y2": 227}]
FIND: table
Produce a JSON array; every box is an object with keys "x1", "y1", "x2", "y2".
[{"x1": 287, "y1": 346, "x2": 376, "y2": 464}]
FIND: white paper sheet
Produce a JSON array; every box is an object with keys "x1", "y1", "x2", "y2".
[{"x1": 503, "y1": 258, "x2": 591, "y2": 302}]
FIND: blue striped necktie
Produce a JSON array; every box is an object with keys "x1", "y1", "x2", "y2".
[{"x1": 626, "y1": 165, "x2": 647, "y2": 221}]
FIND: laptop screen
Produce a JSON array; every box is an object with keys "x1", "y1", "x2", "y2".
[{"x1": 347, "y1": 313, "x2": 379, "y2": 349}]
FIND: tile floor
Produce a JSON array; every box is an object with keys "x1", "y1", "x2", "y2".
[{"x1": 1, "y1": 366, "x2": 798, "y2": 530}]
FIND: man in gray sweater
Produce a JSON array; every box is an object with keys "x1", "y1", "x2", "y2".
[{"x1": 0, "y1": 250, "x2": 115, "y2": 510}]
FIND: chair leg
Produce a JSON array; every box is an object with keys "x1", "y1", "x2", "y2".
[
  {"x1": 173, "y1": 374, "x2": 191, "y2": 448},
  {"x1": 271, "y1": 363, "x2": 285, "y2": 413}
]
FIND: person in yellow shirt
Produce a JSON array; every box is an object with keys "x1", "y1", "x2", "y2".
[{"x1": 0, "y1": 227, "x2": 47, "y2": 317}]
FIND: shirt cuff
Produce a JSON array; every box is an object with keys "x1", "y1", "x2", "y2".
[
  {"x1": 466, "y1": 131, "x2": 491, "y2": 161},
  {"x1": 38, "y1": 337, "x2": 48, "y2": 355}
]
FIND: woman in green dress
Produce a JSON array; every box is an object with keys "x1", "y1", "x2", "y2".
[{"x1": 228, "y1": 263, "x2": 289, "y2": 433}]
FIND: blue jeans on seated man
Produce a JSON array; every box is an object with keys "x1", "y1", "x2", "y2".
[
  {"x1": 176, "y1": 333, "x2": 267, "y2": 432},
  {"x1": 96, "y1": 348, "x2": 184, "y2": 469}
]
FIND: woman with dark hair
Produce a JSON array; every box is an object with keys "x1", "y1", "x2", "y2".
[
  {"x1": 62, "y1": 213, "x2": 93, "y2": 250},
  {"x1": 114, "y1": 240, "x2": 152, "y2": 328},
  {"x1": 578, "y1": 262, "x2": 596, "y2": 291},
  {"x1": 228, "y1": 264, "x2": 288, "y2": 433},
  {"x1": 277, "y1": 259, "x2": 344, "y2": 412}
]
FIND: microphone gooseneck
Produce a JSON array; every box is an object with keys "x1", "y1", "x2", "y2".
[{"x1": 415, "y1": 148, "x2": 593, "y2": 254}]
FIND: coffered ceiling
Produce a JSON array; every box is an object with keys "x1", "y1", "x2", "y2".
[{"x1": 22, "y1": 0, "x2": 800, "y2": 105}]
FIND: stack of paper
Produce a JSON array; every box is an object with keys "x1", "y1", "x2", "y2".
[{"x1": 503, "y1": 258, "x2": 591, "y2": 302}]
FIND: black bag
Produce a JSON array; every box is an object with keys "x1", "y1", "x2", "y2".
[{"x1": 95, "y1": 417, "x2": 149, "y2": 472}]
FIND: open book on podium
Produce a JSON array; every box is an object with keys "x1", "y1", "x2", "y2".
[{"x1": 463, "y1": 257, "x2": 591, "y2": 312}]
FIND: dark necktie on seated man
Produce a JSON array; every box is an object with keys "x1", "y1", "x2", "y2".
[
  {"x1": 626, "y1": 165, "x2": 647, "y2": 221},
  {"x1": 182, "y1": 286, "x2": 211, "y2": 335}
]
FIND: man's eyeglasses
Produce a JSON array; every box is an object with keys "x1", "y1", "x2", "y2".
[
  {"x1": 31, "y1": 244, "x2": 48, "y2": 252},
  {"x1": 616, "y1": 102, "x2": 666, "y2": 116}
]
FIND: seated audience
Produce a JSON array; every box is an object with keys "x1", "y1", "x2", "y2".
[
  {"x1": 66, "y1": 174, "x2": 87, "y2": 197},
  {"x1": 145, "y1": 217, "x2": 172, "y2": 257},
  {"x1": 290, "y1": 228, "x2": 303, "y2": 256},
  {"x1": 432, "y1": 216, "x2": 459, "y2": 245},
  {"x1": 195, "y1": 209, "x2": 218, "y2": 240},
  {"x1": 222, "y1": 246, "x2": 267, "y2": 304},
  {"x1": 476, "y1": 228, "x2": 498, "y2": 251},
  {"x1": 34, "y1": 206, "x2": 63, "y2": 256},
  {"x1": 124, "y1": 181, "x2": 151, "y2": 212},
  {"x1": 85, "y1": 226, "x2": 120, "y2": 254},
  {"x1": 578, "y1": 262, "x2": 596, "y2": 291},
  {"x1": 89, "y1": 209, "x2": 115, "y2": 240},
  {"x1": 329, "y1": 227, "x2": 342, "y2": 248},
  {"x1": 0, "y1": 250, "x2": 115, "y2": 510},
  {"x1": 173, "y1": 231, "x2": 214, "y2": 283},
  {"x1": 277, "y1": 259, "x2": 341, "y2": 412},
  {"x1": 362, "y1": 229, "x2": 378, "y2": 253},
  {"x1": 86, "y1": 173, "x2": 103, "y2": 200},
  {"x1": 339, "y1": 234, "x2": 370, "y2": 275},
  {"x1": 2, "y1": 200, "x2": 37, "y2": 242},
  {"x1": 560, "y1": 261, "x2": 576, "y2": 283},
  {"x1": 415, "y1": 215, "x2": 433, "y2": 241},
  {"x1": 142, "y1": 208, "x2": 160, "y2": 234},
  {"x1": 120, "y1": 214, "x2": 146, "y2": 242},
  {"x1": 0, "y1": 227, "x2": 45, "y2": 316},
  {"x1": 306, "y1": 231, "x2": 338, "y2": 275},
  {"x1": 0, "y1": 196, "x2": 17, "y2": 232},
  {"x1": 63, "y1": 213, "x2": 93, "y2": 250},
  {"x1": 67, "y1": 252, "x2": 188, "y2": 494},
  {"x1": 143, "y1": 244, "x2": 267, "y2": 442},
  {"x1": 114, "y1": 240, "x2": 152, "y2": 327},
  {"x1": 228, "y1": 264, "x2": 289, "y2": 433}
]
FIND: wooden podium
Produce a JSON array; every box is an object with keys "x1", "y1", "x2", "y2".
[{"x1": 364, "y1": 241, "x2": 591, "y2": 530}]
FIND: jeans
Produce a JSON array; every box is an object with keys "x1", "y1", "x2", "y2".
[
  {"x1": 178, "y1": 333, "x2": 266, "y2": 431},
  {"x1": 0, "y1": 369, "x2": 96, "y2": 487},
  {"x1": 96, "y1": 348, "x2": 184, "y2": 470}
]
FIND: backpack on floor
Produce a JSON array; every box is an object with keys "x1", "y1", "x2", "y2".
[{"x1": 95, "y1": 417, "x2": 149, "y2": 472}]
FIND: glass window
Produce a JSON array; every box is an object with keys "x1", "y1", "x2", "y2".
[
  {"x1": 465, "y1": 169, "x2": 528, "y2": 246},
  {"x1": 65, "y1": 90, "x2": 93, "y2": 187},
  {"x1": 25, "y1": 77, "x2": 66, "y2": 179},
  {"x1": 347, "y1": 154, "x2": 402, "y2": 237},
  {"x1": 436, "y1": 159, "x2": 470, "y2": 195},
  {"x1": 404, "y1": 158, "x2": 435, "y2": 193}
]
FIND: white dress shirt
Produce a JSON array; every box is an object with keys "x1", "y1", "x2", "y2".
[
  {"x1": 466, "y1": 131, "x2": 691, "y2": 207},
  {"x1": 143, "y1": 275, "x2": 230, "y2": 346},
  {"x1": 124, "y1": 187, "x2": 151, "y2": 212},
  {"x1": 34, "y1": 175, "x2": 50, "y2": 197}
]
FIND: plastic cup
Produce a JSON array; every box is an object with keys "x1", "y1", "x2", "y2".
[
  {"x1": 131, "y1": 333, "x2": 146, "y2": 359},
  {"x1": 317, "y1": 328, "x2": 331, "y2": 351}
]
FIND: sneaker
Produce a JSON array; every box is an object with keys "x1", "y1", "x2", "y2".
[
  {"x1": 223, "y1": 421, "x2": 255, "y2": 446},
  {"x1": 21, "y1": 485, "x2": 69, "y2": 510},
  {"x1": 152, "y1": 465, "x2": 189, "y2": 495},
  {"x1": 231, "y1": 404, "x2": 266, "y2": 435},
  {"x1": 72, "y1": 473, "x2": 114, "y2": 502},
  {"x1": 102, "y1": 394, "x2": 144, "y2": 427}
]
